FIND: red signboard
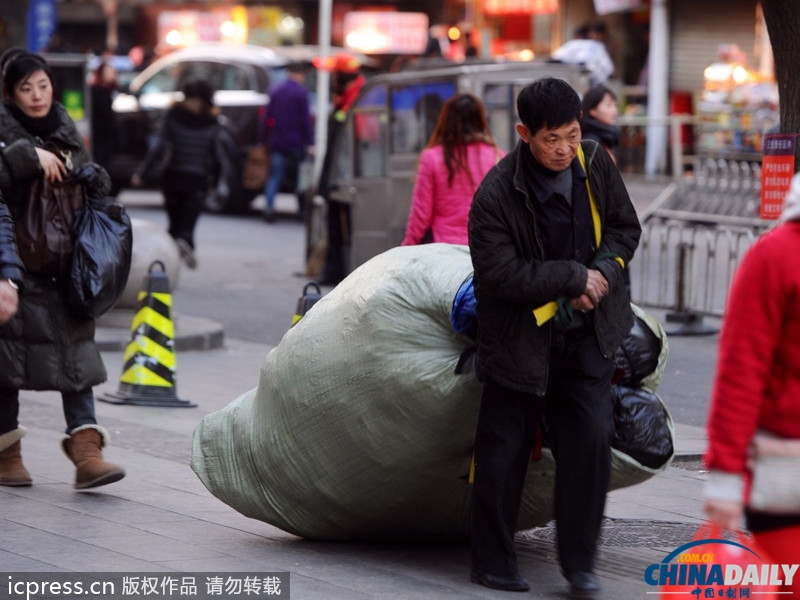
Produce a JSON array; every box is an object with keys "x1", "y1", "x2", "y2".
[
  {"x1": 483, "y1": 0, "x2": 557, "y2": 16},
  {"x1": 343, "y1": 11, "x2": 428, "y2": 54},
  {"x1": 761, "y1": 133, "x2": 796, "y2": 220}
]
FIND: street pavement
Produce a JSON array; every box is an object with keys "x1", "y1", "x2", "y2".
[{"x1": 1, "y1": 176, "x2": 719, "y2": 599}]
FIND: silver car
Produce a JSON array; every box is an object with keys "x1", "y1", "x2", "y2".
[{"x1": 109, "y1": 43, "x2": 370, "y2": 213}]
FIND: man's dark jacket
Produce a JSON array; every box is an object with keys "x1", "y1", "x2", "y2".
[{"x1": 468, "y1": 139, "x2": 641, "y2": 396}]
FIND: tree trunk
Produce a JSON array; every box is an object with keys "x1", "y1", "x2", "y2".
[
  {"x1": 761, "y1": 0, "x2": 800, "y2": 168},
  {"x1": 0, "y1": 0, "x2": 31, "y2": 51}
]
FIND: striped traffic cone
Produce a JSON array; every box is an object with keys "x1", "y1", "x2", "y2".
[
  {"x1": 291, "y1": 281, "x2": 322, "y2": 326},
  {"x1": 100, "y1": 261, "x2": 195, "y2": 407}
]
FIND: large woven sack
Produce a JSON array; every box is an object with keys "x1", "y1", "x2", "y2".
[{"x1": 191, "y1": 244, "x2": 672, "y2": 541}]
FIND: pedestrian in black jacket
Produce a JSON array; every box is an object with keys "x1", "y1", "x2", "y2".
[
  {"x1": 467, "y1": 77, "x2": 641, "y2": 597},
  {"x1": 132, "y1": 78, "x2": 230, "y2": 269}
]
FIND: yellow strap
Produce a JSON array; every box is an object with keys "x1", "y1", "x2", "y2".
[
  {"x1": 531, "y1": 144, "x2": 623, "y2": 324},
  {"x1": 579, "y1": 146, "x2": 625, "y2": 269},
  {"x1": 533, "y1": 301, "x2": 559, "y2": 326},
  {"x1": 578, "y1": 144, "x2": 602, "y2": 248}
]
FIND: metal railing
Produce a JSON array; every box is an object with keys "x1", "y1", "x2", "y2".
[
  {"x1": 615, "y1": 113, "x2": 697, "y2": 178},
  {"x1": 641, "y1": 157, "x2": 768, "y2": 230},
  {"x1": 630, "y1": 221, "x2": 759, "y2": 334}
]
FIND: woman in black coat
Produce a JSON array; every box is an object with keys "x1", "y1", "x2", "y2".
[
  {"x1": 0, "y1": 49, "x2": 125, "y2": 489},
  {"x1": 580, "y1": 84, "x2": 621, "y2": 163}
]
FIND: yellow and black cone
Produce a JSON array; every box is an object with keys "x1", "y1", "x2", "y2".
[
  {"x1": 291, "y1": 281, "x2": 322, "y2": 326},
  {"x1": 100, "y1": 260, "x2": 196, "y2": 407}
]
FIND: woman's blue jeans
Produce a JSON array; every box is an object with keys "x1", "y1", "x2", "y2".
[
  {"x1": 0, "y1": 387, "x2": 97, "y2": 435},
  {"x1": 263, "y1": 149, "x2": 304, "y2": 213}
]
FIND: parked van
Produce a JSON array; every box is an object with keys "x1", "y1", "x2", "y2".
[{"x1": 313, "y1": 60, "x2": 590, "y2": 274}]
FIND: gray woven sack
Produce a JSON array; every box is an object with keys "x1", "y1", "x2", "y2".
[{"x1": 191, "y1": 244, "x2": 672, "y2": 541}]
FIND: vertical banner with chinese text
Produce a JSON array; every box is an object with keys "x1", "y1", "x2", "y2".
[
  {"x1": 761, "y1": 133, "x2": 796, "y2": 220},
  {"x1": 26, "y1": 0, "x2": 56, "y2": 52}
]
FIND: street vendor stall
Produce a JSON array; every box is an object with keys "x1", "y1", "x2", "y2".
[{"x1": 694, "y1": 44, "x2": 778, "y2": 161}]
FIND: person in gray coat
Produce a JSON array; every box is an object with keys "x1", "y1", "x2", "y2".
[
  {"x1": 467, "y1": 78, "x2": 641, "y2": 597},
  {"x1": 0, "y1": 49, "x2": 125, "y2": 489}
]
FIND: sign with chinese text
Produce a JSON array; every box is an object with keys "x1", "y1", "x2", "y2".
[
  {"x1": 27, "y1": 0, "x2": 56, "y2": 52},
  {"x1": 761, "y1": 133, "x2": 796, "y2": 220}
]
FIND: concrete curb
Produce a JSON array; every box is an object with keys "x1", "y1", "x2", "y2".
[{"x1": 95, "y1": 309, "x2": 225, "y2": 352}]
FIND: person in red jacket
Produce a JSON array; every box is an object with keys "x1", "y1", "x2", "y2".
[
  {"x1": 401, "y1": 93, "x2": 503, "y2": 246},
  {"x1": 704, "y1": 172, "x2": 800, "y2": 596}
]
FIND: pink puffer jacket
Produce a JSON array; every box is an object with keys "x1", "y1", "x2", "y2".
[{"x1": 401, "y1": 142, "x2": 502, "y2": 246}]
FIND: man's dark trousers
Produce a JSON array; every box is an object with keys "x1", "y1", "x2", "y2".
[{"x1": 470, "y1": 328, "x2": 615, "y2": 577}]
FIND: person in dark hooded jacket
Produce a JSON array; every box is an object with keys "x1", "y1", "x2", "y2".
[
  {"x1": 131, "y1": 78, "x2": 230, "y2": 269},
  {"x1": 0, "y1": 49, "x2": 125, "y2": 489},
  {"x1": 467, "y1": 78, "x2": 640, "y2": 598}
]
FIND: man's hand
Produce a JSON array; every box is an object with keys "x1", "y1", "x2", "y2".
[
  {"x1": 0, "y1": 279, "x2": 19, "y2": 324},
  {"x1": 583, "y1": 269, "x2": 609, "y2": 307},
  {"x1": 570, "y1": 294, "x2": 594, "y2": 313}
]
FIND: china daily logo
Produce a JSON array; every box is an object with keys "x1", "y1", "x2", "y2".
[{"x1": 644, "y1": 536, "x2": 798, "y2": 597}]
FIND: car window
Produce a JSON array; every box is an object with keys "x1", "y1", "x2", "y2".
[
  {"x1": 390, "y1": 81, "x2": 456, "y2": 154},
  {"x1": 330, "y1": 82, "x2": 388, "y2": 184},
  {"x1": 354, "y1": 83, "x2": 388, "y2": 178},
  {"x1": 139, "y1": 60, "x2": 251, "y2": 95},
  {"x1": 138, "y1": 64, "x2": 182, "y2": 95},
  {"x1": 219, "y1": 63, "x2": 253, "y2": 91},
  {"x1": 483, "y1": 83, "x2": 523, "y2": 153}
]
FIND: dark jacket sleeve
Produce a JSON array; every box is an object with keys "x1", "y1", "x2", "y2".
[
  {"x1": 0, "y1": 195, "x2": 24, "y2": 285},
  {"x1": 213, "y1": 119, "x2": 237, "y2": 186},
  {"x1": 134, "y1": 112, "x2": 173, "y2": 181},
  {"x1": 0, "y1": 138, "x2": 42, "y2": 193}
]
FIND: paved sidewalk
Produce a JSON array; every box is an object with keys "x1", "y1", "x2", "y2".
[
  {"x1": 1, "y1": 176, "x2": 719, "y2": 599},
  {"x1": 3, "y1": 334, "x2": 711, "y2": 600}
]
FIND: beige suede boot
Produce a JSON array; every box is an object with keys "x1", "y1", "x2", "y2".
[
  {"x1": 61, "y1": 425, "x2": 125, "y2": 489},
  {"x1": 0, "y1": 427, "x2": 33, "y2": 486}
]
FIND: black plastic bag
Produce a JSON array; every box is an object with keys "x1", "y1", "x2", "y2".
[
  {"x1": 611, "y1": 385, "x2": 673, "y2": 470},
  {"x1": 613, "y1": 314, "x2": 662, "y2": 387},
  {"x1": 67, "y1": 197, "x2": 133, "y2": 318}
]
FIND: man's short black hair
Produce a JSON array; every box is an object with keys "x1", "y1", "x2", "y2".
[{"x1": 516, "y1": 77, "x2": 581, "y2": 135}]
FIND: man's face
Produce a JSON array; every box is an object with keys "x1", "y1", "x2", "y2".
[{"x1": 516, "y1": 120, "x2": 581, "y2": 172}]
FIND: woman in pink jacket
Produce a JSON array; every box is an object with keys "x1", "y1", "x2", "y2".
[
  {"x1": 703, "y1": 173, "x2": 800, "y2": 595},
  {"x1": 401, "y1": 94, "x2": 502, "y2": 246}
]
